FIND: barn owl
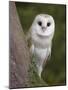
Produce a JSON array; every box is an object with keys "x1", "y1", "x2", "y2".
[{"x1": 28, "y1": 14, "x2": 55, "y2": 77}]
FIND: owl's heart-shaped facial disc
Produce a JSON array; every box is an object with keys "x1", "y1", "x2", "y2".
[{"x1": 31, "y1": 14, "x2": 55, "y2": 37}]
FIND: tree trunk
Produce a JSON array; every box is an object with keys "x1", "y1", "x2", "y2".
[{"x1": 9, "y1": 1, "x2": 30, "y2": 89}]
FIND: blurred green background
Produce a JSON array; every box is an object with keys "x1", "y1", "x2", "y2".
[{"x1": 16, "y1": 2, "x2": 66, "y2": 86}]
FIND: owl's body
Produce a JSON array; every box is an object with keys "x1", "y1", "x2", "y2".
[{"x1": 29, "y1": 14, "x2": 55, "y2": 77}]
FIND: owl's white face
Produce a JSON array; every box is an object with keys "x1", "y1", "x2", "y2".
[{"x1": 31, "y1": 14, "x2": 55, "y2": 37}]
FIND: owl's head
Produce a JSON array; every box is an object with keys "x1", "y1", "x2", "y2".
[{"x1": 31, "y1": 14, "x2": 55, "y2": 37}]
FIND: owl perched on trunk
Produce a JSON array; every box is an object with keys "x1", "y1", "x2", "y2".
[{"x1": 27, "y1": 14, "x2": 55, "y2": 77}]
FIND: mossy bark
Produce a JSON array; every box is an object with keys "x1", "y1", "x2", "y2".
[{"x1": 9, "y1": 1, "x2": 30, "y2": 89}]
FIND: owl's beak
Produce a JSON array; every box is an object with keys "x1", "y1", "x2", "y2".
[{"x1": 42, "y1": 26, "x2": 47, "y2": 32}]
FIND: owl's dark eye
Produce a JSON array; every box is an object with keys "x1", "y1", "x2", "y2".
[
  {"x1": 38, "y1": 21, "x2": 42, "y2": 26},
  {"x1": 47, "y1": 22, "x2": 51, "y2": 27}
]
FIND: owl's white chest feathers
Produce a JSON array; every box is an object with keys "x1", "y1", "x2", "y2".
[
  {"x1": 31, "y1": 42, "x2": 51, "y2": 65},
  {"x1": 32, "y1": 31, "x2": 53, "y2": 48},
  {"x1": 34, "y1": 46, "x2": 51, "y2": 61}
]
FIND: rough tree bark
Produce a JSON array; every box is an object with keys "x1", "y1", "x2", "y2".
[{"x1": 9, "y1": 1, "x2": 30, "y2": 89}]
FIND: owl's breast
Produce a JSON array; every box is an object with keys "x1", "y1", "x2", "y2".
[
  {"x1": 34, "y1": 47, "x2": 51, "y2": 66},
  {"x1": 32, "y1": 33, "x2": 52, "y2": 49}
]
